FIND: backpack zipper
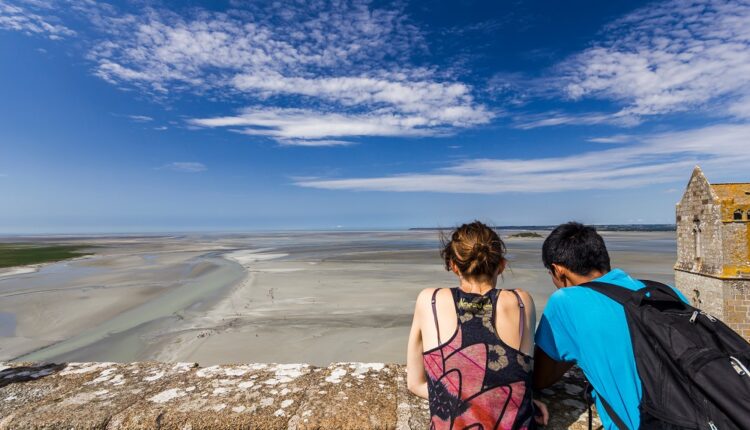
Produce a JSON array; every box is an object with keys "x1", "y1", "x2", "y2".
[
  {"x1": 700, "y1": 311, "x2": 717, "y2": 322},
  {"x1": 689, "y1": 310, "x2": 699, "y2": 323},
  {"x1": 730, "y1": 356, "x2": 749, "y2": 377},
  {"x1": 708, "y1": 420, "x2": 718, "y2": 430}
]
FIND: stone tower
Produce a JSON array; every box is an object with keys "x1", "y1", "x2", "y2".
[{"x1": 675, "y1": 166, "x2": 750, "y2": 339}]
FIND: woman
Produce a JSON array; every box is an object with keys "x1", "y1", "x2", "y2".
[{"x1": 407, "y1": 221, "x2": 548, "y2": 429}]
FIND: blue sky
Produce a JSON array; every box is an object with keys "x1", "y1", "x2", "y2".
[{"x1": 1, "y1": 0, "x2": 750, "y2": 233}]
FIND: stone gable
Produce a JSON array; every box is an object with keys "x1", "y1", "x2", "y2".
[{"x1": 675, "y1": 166, "x2": 750, "y2": 340}]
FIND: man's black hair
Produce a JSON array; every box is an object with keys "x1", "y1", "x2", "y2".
[{"x1": 542, "y1": 222, "x2": 611, "y2": 276}]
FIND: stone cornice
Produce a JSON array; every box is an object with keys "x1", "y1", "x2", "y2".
[{"x1": 0, "y1": 361, "x2": 598, "y2": 429}]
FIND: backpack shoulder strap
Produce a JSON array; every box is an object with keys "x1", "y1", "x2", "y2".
[
  {"x1": 639, "y1": 279, "x2": 683, "y2": 300},
  {"x1": 580, "y1": 279, "x2": 683, "y2": 305},
  {"x1": 578, "y1": 281, "x2": 633, "y2": 304},
  {"x1": 595, "y1": 387, "x2": 630, "y2": 430}
]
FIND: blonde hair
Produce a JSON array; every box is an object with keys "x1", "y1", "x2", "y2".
[{"x1": 440, "y1": 221, "x2": 506, "y2": 280}]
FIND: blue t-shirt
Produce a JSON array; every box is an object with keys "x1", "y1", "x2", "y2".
[{"x1": 535, "y1": 269, "x2": 688, "y2": 430}]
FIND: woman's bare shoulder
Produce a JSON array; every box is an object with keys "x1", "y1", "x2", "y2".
[
  {"x1": 414, "y1": 288, "x2": 436, "y2": 313},
  {"x1": 498, "y1": 288, "x2": 535, "y2": 309},
  {"x1": 416, "y1": 287, "x2": 452, "y2": 305},
  {"x1": 513, "y1": 288, "x2": 535, "y2": 306}
]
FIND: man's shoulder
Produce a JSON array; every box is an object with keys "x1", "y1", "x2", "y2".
[{"x1": 547, "y1": 285, "x2": 599, "y2": 306}]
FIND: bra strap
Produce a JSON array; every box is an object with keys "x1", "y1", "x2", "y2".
[
  {"x1": 431, "y1": 288, "x2": 441, "y2": 344},
  {"x1": 509, "y1": 289, "x2": 525, "y2": 340}
]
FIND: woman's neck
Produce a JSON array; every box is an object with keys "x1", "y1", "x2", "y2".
[{"x1": 458, "y1": 277, "x2": 497, "y2": 295}]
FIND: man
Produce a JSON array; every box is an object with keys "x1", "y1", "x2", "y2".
[{"x1": 533, "y1": 222, "x2": 688, "y2": 430}]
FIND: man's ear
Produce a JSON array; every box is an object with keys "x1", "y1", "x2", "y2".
[
  {"x1": 550, "y1": 263, "x2": 561, "y2": 276},
  {"x1": 551, "y1": 264, "x2": 570, "y2": 286}
]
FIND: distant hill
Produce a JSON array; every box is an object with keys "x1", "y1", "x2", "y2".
[{"x1": 409, "y1": 224, "x2": 676, "y2": 232}]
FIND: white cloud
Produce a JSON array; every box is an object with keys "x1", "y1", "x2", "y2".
[
  {"x1": 230, "y1": 74, "x2": 485, "y2": 121},
  {"x1": 189, "y1": 107, "x2": 490, "y2": 143},
  {"x1": 727, "y1": 96, "x2": 750, "y2": 120},
  {"x1": 72, "y1": 1, "x2": 489, "y2": 143},
  {"x1": 160, "y1": 162, "x2": 206, "y2": 173},
  {"x1": 0, "y1": 0, "x2": 75, "y2": 39},
  {"x1": 128, "y1": 115, "x2": 153, "y2": 122},
  {"x1": 275, "y1": 138, "x2": 353, "y2": 147},
  {"x1": 296, "y1": 123, "x2": 750, "y2": 193},
  {"x1": 558, "y1": 0, "x2": 750, "y2": 119},
  {"x1": 84, "y1": 1, "x2": 424, "y2": 92},
  {"x1": 513, "y1": 111, "x2": 639, "y2": 130},
  {"x1": 586, "y1": 134, "x2": 635, "y2": 144}
]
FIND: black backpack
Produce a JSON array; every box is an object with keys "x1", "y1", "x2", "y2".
[{"x1": 580, "y1": 280, "x2": 750, "y2": 430}]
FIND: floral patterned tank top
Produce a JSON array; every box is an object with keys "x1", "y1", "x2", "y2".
[{"x1": 422, "y1": 287, "x2": 536, "y2": 430}]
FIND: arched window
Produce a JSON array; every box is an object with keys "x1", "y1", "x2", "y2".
[{"x1": 735, "y1": 209, "x2": 744, "y2": 221}]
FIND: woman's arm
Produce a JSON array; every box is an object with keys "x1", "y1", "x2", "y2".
[
  {"x1": 513, "y1": 289, "x2": 537, "y2": 355},
  {"x1": 517, "y1": 291, "x2": 551, "y2": 425},
  {"x1": 406, "y1": 289, "x2": 430, "y2": 399}
]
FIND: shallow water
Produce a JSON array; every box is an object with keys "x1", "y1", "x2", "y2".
[
  {"x1": 0, "y1": 312, "x2": 15, "y2": 337},
  {"x1": 14, "y1": 255, "x2": 244, "y2": 362}
]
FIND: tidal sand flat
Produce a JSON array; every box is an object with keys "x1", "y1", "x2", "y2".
[{"x1": 0, "y1": 230, "x2": 676, "y2": 366}]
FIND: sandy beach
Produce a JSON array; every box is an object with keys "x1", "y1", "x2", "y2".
[{"x1": 0, "y1": 230, "x2": 677, "y2": 366}]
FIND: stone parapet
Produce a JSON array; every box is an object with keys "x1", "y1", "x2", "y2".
[{"x1": 0, "y1": 361, "x2": 600, "y2": 429}]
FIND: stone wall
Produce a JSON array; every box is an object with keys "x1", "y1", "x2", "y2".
[
  {"x1": 724, "y1": 279, "x2": 750, "y2": 340},
  {"x1": 674, "y1": 271, "x2": 750, "y2": 340},
  {"x1": 721, "y1": 222, "x2": 750, "y2": 277},
  {"x1": 675, "y1": 270, "x2": 726, "y2": 319},
  {"x1": 0, "y1": 361, "x2": 601, "y2": 430}
]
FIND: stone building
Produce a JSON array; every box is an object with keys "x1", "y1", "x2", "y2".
[{"x1": 675, "y1": 166, "x2": 750, "y2": 339}]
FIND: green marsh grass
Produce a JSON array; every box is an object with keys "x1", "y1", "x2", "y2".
[{"x1": 0, "y1": 244, "x2": 93, "y2": 268}]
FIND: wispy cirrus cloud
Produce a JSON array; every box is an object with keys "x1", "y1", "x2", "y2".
[
  {"x1": 498, "y1": 0, "x2": 750, "y2": 129},
  {"x1": 160, "y1": 162, "x2": 206, "y2": 173},
  {"x1": 296, "y1": 123, "x2": 750, "y2": 193},
  {"x1": 558, "y1": 0, "x2": 750, "y2": 120},
  {"x1": 586, "y1": 134, "x2": 635, "y2": 144},
  {"x1": 77, "y1": 1, "x2": 491, "y2": 144},
  {"x1": 1, "y1": 0, "x2": 491, "y2": 146},
  {"x1": 190, "y1": 105, "x2": 489, "y2": 143},
  {"x1": 0, "y1": 0, "x2": 75, "y2": 39},
  {"x1": 512, "y1": 111, "x2": 639, "y2": 130},
  {"x1": 88, "y1": 1, "x2": 426, "y2": 90},
  {"x1": 127, "y1": 115, "x2": 153, "y2": 122}
]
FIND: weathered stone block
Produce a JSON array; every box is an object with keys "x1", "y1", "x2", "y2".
[
  {"x1": 111, "y1": 363, "x2": 315, "y2": 430},
  {"x1": 294, "y1": 363, "x2": 397, "y2": 430},
  {"x1": 1, "y1": 362, "x2": 195, "y2": 429}
]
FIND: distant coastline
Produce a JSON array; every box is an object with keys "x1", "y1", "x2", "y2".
[{"x1": 409, "y1": 224, "x2": 677, "y2": 232}]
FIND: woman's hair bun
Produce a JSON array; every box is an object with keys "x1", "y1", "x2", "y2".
[{"x1": 440, "y1": 221, "x2": 506, "y2": 280}]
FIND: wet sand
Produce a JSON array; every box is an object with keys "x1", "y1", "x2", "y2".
[{"x1": 0, "y1": 230, "x2": 676, "y2": 366}]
